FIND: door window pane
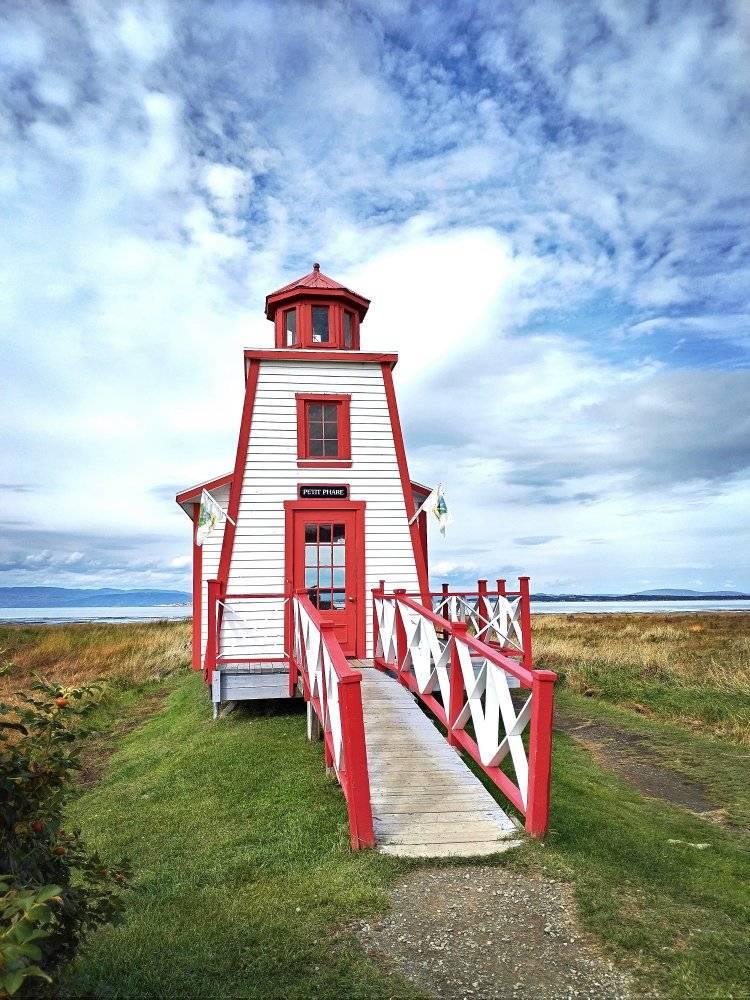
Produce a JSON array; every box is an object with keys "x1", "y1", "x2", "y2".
[
  {"x1": 312, "y1": 306, "x2": 329, "y2": 343},
  {"x1": 303, "y1": 522, "x2": 346, "y2": 612}
]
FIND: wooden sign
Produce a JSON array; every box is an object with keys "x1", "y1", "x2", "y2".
[{"x1": 299, "y1": 484, "x2": 349, "y2": 500}]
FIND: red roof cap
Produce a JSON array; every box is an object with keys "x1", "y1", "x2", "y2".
[{"x1": 265, "y1": 264, "x2": 370, "y2": 320}]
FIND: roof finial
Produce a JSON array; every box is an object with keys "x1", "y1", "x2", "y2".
[{"x1": 313, "y1": 262, "x2": 320, "y2": 272}]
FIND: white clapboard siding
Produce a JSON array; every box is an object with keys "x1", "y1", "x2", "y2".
[
  {"x1": 223, "y1": 360, "x2": 420, "y2": 658},
  {"x1": 199, "y1": 484, "x2": 230, "y2": 664}
]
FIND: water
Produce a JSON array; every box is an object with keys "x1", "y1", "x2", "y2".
[
  {"x1": 531, "y1": 599, "x2": 750, "y2": 615},
  {"x1": 0, "y1": 599, "x2": 748, "y2": 625},
  {"x1": 0, "y1": 606, "x2": 192, "y2": 624}
]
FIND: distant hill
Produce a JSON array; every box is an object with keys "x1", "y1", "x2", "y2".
[
  {"x1": 630, "y1": 589, "x2": 747, "y2": 598},
  {"x1": 533, "y1": 589, "x2": 750, "y2": 601},
  {"x1": 0, "y1": 587, "x2": 191, "y2": 608}
]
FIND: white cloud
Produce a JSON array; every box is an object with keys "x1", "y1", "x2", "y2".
[{"x1": 0, "y1": 0, "x2": 748, "y2": 592}]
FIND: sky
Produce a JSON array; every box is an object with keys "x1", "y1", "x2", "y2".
[{"x1": 1, "y1": 0, "x2": 749, "y2": 595}]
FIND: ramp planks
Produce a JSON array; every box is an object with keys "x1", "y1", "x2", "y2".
[{"x1": 352, "y1": 662, "x2": 522, "y2": 858}]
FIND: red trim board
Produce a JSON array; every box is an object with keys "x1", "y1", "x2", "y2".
[
  {"x1": 217, "y1": 358, "x2": 261, "y2": 591},
  {"x1": 380, "y1": 363, "x2": 430, "y2": 603},
  {"x1": 191, "y1": 502, "x2": 202, "y2": 670}
]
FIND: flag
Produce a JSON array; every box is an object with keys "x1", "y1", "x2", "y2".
[
  {"x1": 196, "y1": 489, "x2": 231, "y2": 546},
  {"x1": 432, "y1": 485, "x2": 450, "y2": 536},
  {"x1": 409, "y1": 484, "x2": 451, "y2": 536}
]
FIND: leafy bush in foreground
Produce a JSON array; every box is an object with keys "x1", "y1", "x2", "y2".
[{"x1": 0, "y1": 680, "x2": 130, "y2": 998}]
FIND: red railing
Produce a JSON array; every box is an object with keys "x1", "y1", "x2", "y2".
[
  {"x1": 402, "y1": 577, "x2": 533, "y2": 667},
  {"x1": 202, "y1": 584, "x2": 289, "y2": 684},
  {"x1": 372, "y1": 585, "x2": 556, "y2": 837},
  {"x1": 291, "y1": 592, "x2": 374, "y2": 850}
]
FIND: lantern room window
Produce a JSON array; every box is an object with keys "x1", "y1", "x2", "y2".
[
  {"x1": 312, "y1": 305, "x2": 330, "y2": 343},
  {"x1": 283, "y1": 307, "x2": 297, "y2": 346},
  {"x1": 343, "y1": 310, "x2": 353, "y2": 348},
  {"x1": 296, "y1": 393, "x2": 351, "y2": 466}
]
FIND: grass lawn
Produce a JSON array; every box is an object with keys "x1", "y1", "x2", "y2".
[
  {"x1": 2, "y1": 619, "x2": 749, "y2": 998},
  {"x1": 60, "y1": 673, "x2": 418, "y2": 999}
]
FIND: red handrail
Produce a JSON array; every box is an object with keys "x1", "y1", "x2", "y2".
[
  {"x1": 373, "y1": 587, "x2": 556, "y2": 837},
  {"x1": 293, "y1": 592, "x2": 374, "y2": 849}
]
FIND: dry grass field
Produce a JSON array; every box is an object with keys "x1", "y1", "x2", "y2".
[
  {"x1": 0, "y1": 620, "x2": 191, "y2": 704},
  {"x1": 533, "y1": 612, "x2": 750, "y2": 743}
]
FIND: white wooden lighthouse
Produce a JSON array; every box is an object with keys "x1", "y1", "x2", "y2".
[
  {"x1": 176, "y1": 264, "x2": 431, "y2": 704},
  {"x1": 176, "y1": 265, "x2": 555, "y2": 849}
]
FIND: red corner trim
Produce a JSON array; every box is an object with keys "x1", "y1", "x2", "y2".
[
  {"x1": 217, "y1": 359, "x2": 261, "y2": 591},
  {"x1": 176, "y1": 471, "x2": 233, "y2": 506},
  {"x1": 191, "y1": 502, "x2": 202, "y2": 670},
  {"x1": 381, "y1": 363, "x2": 430, "y2": 602},
  {"x1": 244, "y1": 349, "x2": 398, "y2": 367}
]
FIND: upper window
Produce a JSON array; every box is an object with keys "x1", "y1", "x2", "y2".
[
  {"x1": 343, "y1": 310, "x2": 353, "y2": 348},
  {"x1": 296, "y1": 393, "x2": 351, "y2": 464},
  {"x1": 283, "y1": 308, "x2": 297, "y2": 346},
  {"x1": 311, "y1": 306, "x2": 330, "y2": 343}
]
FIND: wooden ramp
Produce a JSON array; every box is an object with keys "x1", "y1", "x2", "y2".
[{"x1": 353, "y1": 662, "x2": 522, "y2": 858}]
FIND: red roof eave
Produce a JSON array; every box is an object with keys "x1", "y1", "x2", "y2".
[
  {"x1": 244, "y1": 349, "x2": 398, "y2": 368},
  {"x1": 175, "y1": 471, "x2": 233, "y2": 509}
]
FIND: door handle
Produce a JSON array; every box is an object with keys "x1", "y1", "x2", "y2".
[{"x1": 348, "y1": 596, "x2": 355, "y2": 603}]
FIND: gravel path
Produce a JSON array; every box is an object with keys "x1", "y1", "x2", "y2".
[{"x1": 357, "y1": 865, "x2": 638, "y2": 1000}]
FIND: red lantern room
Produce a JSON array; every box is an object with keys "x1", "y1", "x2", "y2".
[{"x1": 266, "y1": 263, "x2": 370, "y2": 350}]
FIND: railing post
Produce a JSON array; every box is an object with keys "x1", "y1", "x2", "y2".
[
  {"x1": 319, "y1": 621, "x2": 336, "y2": 773},
  {"x1": 519, "y1": 575, "x2": 533, "y2": 670},
  {"x1": 447, "y1": 622, "x2": 468, "y2": 747},
  {"x1": 204, "y1": 579, "x2": 219, "y2": 684},
  {"x1": 287, "y1": 593, "x2": 297, "y2": 697},
  {"x1": 372, "y1": 580, "x2": 385, "y2": 662},
  {"x1": 339, "y1": 672, "x2": 375, "y2": 849},
  {"x1": 394, "y1": 589, "x2": 407, "y2": 682},
  {"x1": 496, "y1": 578, "x2": 506, "y2": 596},
  {"x1": 525, "y1": 669, "x2": 557, "y2": 837},
  {"x1": 439, "y1": 582, "x2": 451, "y2": 639},
  {"x1": 477, "y1": 578, "x2": 488, "y2": 638}
]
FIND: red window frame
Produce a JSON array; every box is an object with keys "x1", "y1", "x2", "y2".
[
  {"x1": 295, "y1": 393, "x2": 352, "y2": 467},
  {"x1": 282, "y1": 306, "x2": 298, "y2": 346},
  {"x1": 274, "y1": 301, "x2": 361, "y2": 349}
]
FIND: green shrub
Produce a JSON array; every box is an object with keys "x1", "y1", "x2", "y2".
[{"x1": 0, "y1": 680, "x2": 130, "y2": 998}]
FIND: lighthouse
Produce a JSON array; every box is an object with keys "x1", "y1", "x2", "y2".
[{"x1": 176, "y1": 264, "x2": 431, "y2": 703}]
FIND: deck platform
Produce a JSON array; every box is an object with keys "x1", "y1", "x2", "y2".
[
  {"x1": 211, "y1": 661, "x2": 291, "y2": 713},
  {"x1": 351, "y1": 661, "x2": 522, "y2": 858}
]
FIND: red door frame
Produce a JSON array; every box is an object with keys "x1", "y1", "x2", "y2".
[{"x1": 284, "y1": 498, "x2": 366, "y2": 659}]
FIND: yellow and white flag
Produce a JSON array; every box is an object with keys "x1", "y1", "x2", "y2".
[{"x1": 196, "y1": 489, "x2": 233, "y2": 546}]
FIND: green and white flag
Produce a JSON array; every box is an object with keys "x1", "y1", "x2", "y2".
[
  {"x1": 196, "y1": 489, "x2": 233, "y2": 546},
  {"x1": 431, "y1": 485, "x2": 450, "y2": 536},
  {"x1": 409, "y1": 484, "x2": 451, "y2": 536}
]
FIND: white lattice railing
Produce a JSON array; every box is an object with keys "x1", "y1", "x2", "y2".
[
  {"x1": 291, "y1": 592, "x2": 374, "y2": 850},
  {"x1": 372, "y1": 586, "x2": 556, "y2": 837},
  {"x1": 202, "y1": 585, "x2": 289, "y2": 683}
]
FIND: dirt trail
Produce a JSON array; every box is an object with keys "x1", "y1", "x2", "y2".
[
  {"x1": 357, "y1": 866, "x2": 635, "y2": 1000},
  {"x1": 554, "y1": 711, "x2": 722, "y2": 819}
]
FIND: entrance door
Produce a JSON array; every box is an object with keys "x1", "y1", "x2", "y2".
[{"x1": 291, "y1": 507, "x2": 362, "y2": 657}]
